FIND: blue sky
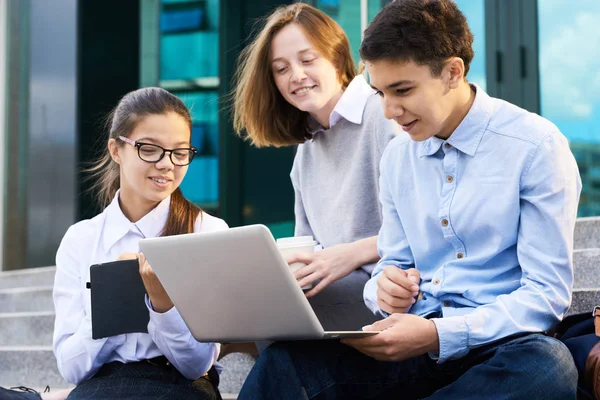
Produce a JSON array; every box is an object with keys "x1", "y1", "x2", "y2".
[{"x1": 457, "y1": 0, "x2": 600, "y2": 144}]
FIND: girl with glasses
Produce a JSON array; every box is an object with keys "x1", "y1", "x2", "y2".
[
  {"x1": 51, "y1": 87, "x2": 226, "y2": 399},
  {"x1": 232, "y1": 3, "x2": 402, "y2": 337}
]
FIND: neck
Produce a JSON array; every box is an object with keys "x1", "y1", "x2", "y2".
[
  {"x1": 436, "y1": 82, "x2": 476, "y2": 140},
  {"x1": 118, "y1": 190, "x2": 159, "y2": 223},
  {"x1": 310, "y1": 88, "x2": 344, "y2": 129}
]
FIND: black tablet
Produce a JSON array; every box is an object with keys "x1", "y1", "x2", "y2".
[{"x1": 88, "y1": 259, "x2": 149, "y2": 340}]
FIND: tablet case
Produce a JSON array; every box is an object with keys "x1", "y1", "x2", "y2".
[{"x1": 87, "y1": 259, "x2": 149, "y2": 340}]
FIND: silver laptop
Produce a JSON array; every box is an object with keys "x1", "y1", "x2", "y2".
[{"x1": 138, "y1": 224, "x2": 378, "y2": 342}]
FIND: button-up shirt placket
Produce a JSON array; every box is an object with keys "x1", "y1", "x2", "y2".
[{"x1": 433, "y1": 143, "x2": 466, "y2": 297}]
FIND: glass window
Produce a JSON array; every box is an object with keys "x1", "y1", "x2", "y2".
[
  {"x1": 538, "y1": 0, "x2": 600, "y2": 216},
  {"x1": 320, "y1": 0, "x2": 486, "y2": 90},
  {"x1": 454, "y1": 0, "x2": 486, "y2": 91},
  {"x1": 159, "y1": 0, "x2": 220, "y2": 210},
  {"x1": 316, "y1": 0, "x2": 361, "y2": 63}
]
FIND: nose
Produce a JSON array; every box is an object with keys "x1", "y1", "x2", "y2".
[
  {"x1": 290, "y1": 64, "x2": 307, "y2": 83},
  {"x1": 155, "y1": 152, "x2": 175, "y2": 170},
  {"x1": 381, "y1": 96, "x2": 404, "y2": 121}
]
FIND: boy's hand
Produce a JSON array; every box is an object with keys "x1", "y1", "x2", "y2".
[
  {"x1": 342, "y1": 313, "x2": 439, "y2": 361},
  {"x1": 377, "y1": 266, "x2": 420, "y2": 314}
]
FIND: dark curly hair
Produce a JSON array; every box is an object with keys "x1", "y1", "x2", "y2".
[{"x1": 360, "y1": 0, "x2": 474, "y2": 77}]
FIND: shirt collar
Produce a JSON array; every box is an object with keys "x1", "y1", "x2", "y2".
[
  {"x1": 102, "y1": 190, "x2": 171, "y2": 252},
  {"x1": 419, "y1": 84, "x2": 492, "y2": 158},
  {"x1": 308, "y1": 74, "x2": 375, "y2": 136}
]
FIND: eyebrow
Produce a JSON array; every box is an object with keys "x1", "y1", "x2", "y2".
[
  {"x1": 135, "y1": 137, "x2": 190, "y2": 147},
  {"x1": 370, "y1": 80, "x2": 415, "y2": 91},
  {"x1": 271, "y1": 48, "x2": 315, "y2": 64}
]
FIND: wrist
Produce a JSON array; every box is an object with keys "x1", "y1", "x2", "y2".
[
  {"x1": 424, "y1": 320, "x2": 440, "y2": 353},
  {"x1": 149, "y1": 296, "x2": 174, "y2": 313},
  {"x1": 352, "y1": 236, "x2": 379, "y2": 266}
]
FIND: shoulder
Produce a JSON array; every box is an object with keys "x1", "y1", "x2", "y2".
[
  {"x1": 487, "y1": 97, "x2": 560, "y2": 146},
  {"x1": 60, "y1": 213, "x2": 104, "y2": 249},
  {"x1": 194, "y1": 211, "x2": 229, "y2": 233},
  {"x1": 56, "y1": 212, "x2": 105, "y2": 266},
  {"x1": 382, "y1": 133, "x2": 412, "y2": 158}
]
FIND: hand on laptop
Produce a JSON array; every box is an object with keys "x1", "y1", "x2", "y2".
[
  {"x1": 138, "y1": 252, "x2": 174, "y2": 313},
  {"x1": 341, "y1": 313, "x2": 438, "y2": 361},
  {"x1": 289, "y1": 242, "x2": 363, "y2": 297},
  {"x1": 377, "y1": 267, "x2": 421, "y2": 314}
]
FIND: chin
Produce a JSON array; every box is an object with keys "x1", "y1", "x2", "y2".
[
  {"x1": 146, "y1": 189, "x2": 172, "y2": 202},
  {"x1": 407, "y1": 131, "x2": 434, "y2": 142}
]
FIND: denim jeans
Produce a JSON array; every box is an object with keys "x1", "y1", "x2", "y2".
[{"x1": 239, "y1": 333, "x2": 577, "y2": 400}]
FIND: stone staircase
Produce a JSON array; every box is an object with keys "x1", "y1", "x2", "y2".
[
  {"x1": 1, "y1": 217, "x2": 600, "y2": 397},
  {"x1": 0, "y1": 267, "x2": 254, "y2": 398}
]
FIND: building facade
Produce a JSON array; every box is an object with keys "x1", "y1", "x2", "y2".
[{"x1": 1, "y1": 0, "x2": 599, "y2": 270}]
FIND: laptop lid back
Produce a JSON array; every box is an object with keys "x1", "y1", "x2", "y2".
[{"x1": 139, "y1": 224, "x2": 325, "y2": 342}]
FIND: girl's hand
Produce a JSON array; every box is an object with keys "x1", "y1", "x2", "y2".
[
  {"x1": 289, "y1": 242, "x2": 363, "y2": 297},
  {"x1": 138, "y1": 252, "x2": 174, "y2": 313}
]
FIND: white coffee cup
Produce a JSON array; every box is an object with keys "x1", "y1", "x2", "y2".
[{"x1": 276, "y1": 236, "x2": 317, "y2": 290}]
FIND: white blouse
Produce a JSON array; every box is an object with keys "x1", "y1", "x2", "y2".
[{"x1": 52, "y1": 192, "x2": 229, "y2": 384}]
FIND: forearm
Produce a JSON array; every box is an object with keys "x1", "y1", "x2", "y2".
[
  {"x1": 147, "y1": 300, "x2": 218, "y2": 379},
  {"x1": 432, "y1": 281, "x2": 569, "y2": 362},
  {"x1": 352, "y1": 235, "x2": 380, "y2": 267}
]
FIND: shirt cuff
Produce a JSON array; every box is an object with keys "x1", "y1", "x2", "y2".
[
  {"x1": 145, "y1": 295, "x2": 189, "y2": 334},
  {"x1": 363, "y1": 277, "x2": 384, "y2": 316},
  {"x1": 431, "y1": 316, "x2": 469, "y2": 362}
]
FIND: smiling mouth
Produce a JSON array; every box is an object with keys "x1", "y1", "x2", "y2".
[
  {"x1": 150, "y1": 178, "x2": 170, "y2": 184},
  {"x1": 399, "y1": 120, "x2": 417, "y2": 132},
  {"x1": 292, "y1": 85, "x2": 317, "y2": 95}
]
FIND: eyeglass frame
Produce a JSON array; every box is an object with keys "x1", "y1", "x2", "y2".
[{"x1": 118, "y1": 136, "x2": 197, "y2": 166}]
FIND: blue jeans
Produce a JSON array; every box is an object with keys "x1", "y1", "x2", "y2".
[{"x1": 239, "y1": 333, "x2": 577, "y2": 400}]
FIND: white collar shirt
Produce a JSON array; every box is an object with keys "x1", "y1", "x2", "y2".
[
  {"x1": 52, "y1": 191, "x2": 228, "y2": 384},
  {"x1": 308, "y1": 74, "x2": 376, "y2": 135}
]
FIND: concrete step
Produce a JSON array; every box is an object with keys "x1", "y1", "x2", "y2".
[
  {"x1": 575, "y1": 217, "x2": 600, "y2": 250},
  {"x1": 218, "y1": 353, "x2": 255, "y2": 395},
  {"x1": 0, "y1": 312, "x2": 54, "y2": 346},
  {"x1": 0, "y1": 346, "x2": 68, "y2": 389},
  {"x1": 0, "y1": 266, "x2": 55, "y2": 290},
  {"x1": 0, "y1": 286, "x2": 54, "y2": 313},
  {"x1": 574, "y1": 248, "x2": 600, "y2": 289},
  {"x1": 569, "y1": 288, "x2": 600, "y2": 316}
]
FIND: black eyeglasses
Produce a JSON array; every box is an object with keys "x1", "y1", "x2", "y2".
[{"x1": 119, "y1": 136, "x2": 197, "y2": 166}]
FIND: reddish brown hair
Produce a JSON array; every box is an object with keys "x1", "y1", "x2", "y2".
[{"x1": 233, "y1": 3, "x2": 357, "y2": 147}]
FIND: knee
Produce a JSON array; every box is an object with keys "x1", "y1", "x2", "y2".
[{"x1": 529, "y1": 336, "x2": 577, "y2": 396}]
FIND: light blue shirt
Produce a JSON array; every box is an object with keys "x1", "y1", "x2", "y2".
[{"x1": 364, "y1": 85, "x2": 582, "y2": 363}]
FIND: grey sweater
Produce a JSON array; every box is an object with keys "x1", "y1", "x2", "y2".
[{"x1": 290, "y1": 92, "x2": 399, "y2": 274}]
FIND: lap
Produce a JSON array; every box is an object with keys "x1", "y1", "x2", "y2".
[
  {"x1": 66, "y1": 361, "x2": 218, "y2": 400},
  {"x1": 427, "y1": 334, "x2": 577, "y2": 400},
  {"x1": 256, "y1": 334, "x2": 576, "y2": 400},
  {"x1": 307, "y1": 269, "x2": 381, "y2": 331}
]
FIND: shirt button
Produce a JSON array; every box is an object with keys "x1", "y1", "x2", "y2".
[
  {"x1": 445, "y1": 143, "x2": 451, "y2": 148},
  {"x1": 457, "y1": 252, "x2": 464, "y2": 259},
  {"x1": 433, "y1": 279, "x2": 440, "y2": 285},
  {"x1": 443, "y1": 301, "x2": 451, "y2": 307},
  {"x1": 441, "y1": 219, "x2": 448, "y2": 227},
  {"x1": 446, "y1": 176, "x2": 453, "y2": 183}
]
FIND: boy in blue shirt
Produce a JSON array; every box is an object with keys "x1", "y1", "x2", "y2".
[{"x1": 239, "y1": 1, "x2": 582, "y2": 398}]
